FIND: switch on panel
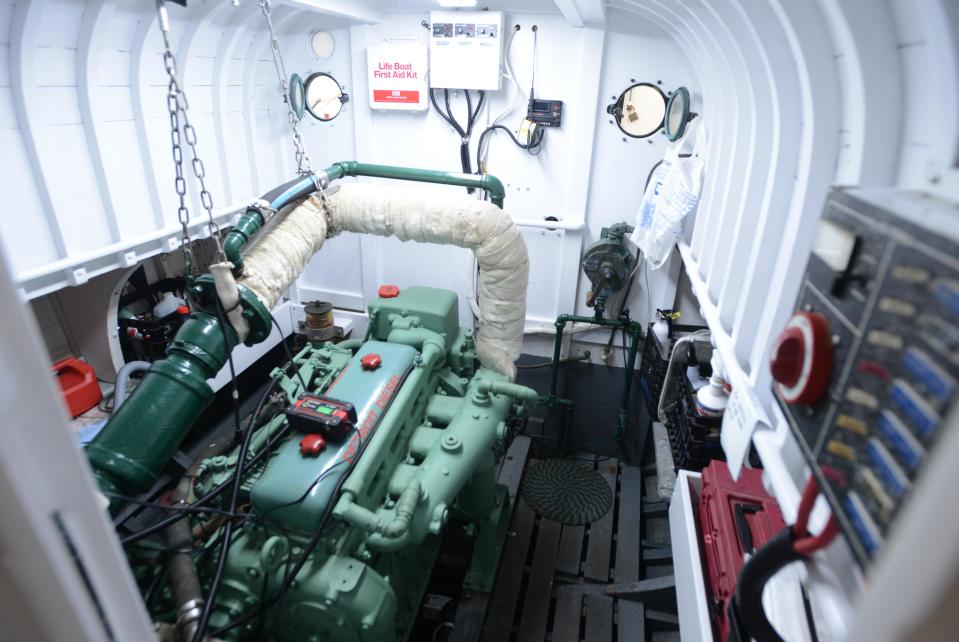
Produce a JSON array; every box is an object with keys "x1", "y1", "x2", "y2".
[{"x1": 771, "y1": 312, "x2": 833, "y2": 405}]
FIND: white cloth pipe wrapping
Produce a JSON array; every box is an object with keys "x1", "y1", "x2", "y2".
[
  {"x1": 237, "y1": 201, "x2": 328, "y2": 311},
  {"x1": 236, "y1": 183, "x2": 529, "y2": 379},
  {"x1": 209, "y1": 262, "x2": 250, "y2": 343}
]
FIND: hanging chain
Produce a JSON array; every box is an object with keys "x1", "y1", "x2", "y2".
[
  {"x1": 259, "y1": 0, "x2": 313, "y2": 177},
  {"x1": 258, "y1": 0, "x2": 334, "y2": 228},
  {"x1": 156, "y1": 0, "x2": 224, "y2": 270}
]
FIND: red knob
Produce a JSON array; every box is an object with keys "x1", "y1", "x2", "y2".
[
  {"x1": 360, "y1": 353, "x2": 382, "y2": 370},
  {"x1": 299, "y1": 433, "x2": 327, "y2": 457},
  {"x1": 771, "y1": 327, "x2": 804, "y2": 387},
  {"x1": 771, "y1": 312, "x2": 833, "y2": 405}
]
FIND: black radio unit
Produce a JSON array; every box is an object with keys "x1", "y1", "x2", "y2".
[{"x1": 527, "y1": 98, "x2": 563, "y2": 127}]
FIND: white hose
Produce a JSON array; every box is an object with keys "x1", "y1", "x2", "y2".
[{"x1": 237, "y1": 184, "x2": 530, "y2": 380}]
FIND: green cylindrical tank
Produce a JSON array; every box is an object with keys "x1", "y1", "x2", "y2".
[{"x1": 86, "y1": 312, "x2": 237, "y2": 495}]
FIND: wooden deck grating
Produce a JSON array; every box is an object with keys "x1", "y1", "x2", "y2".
[{"x1": 450, "y1": 438, "x2": 679, "y2": 642}]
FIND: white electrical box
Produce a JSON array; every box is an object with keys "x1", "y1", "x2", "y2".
[
  {"x1": 429, "y1": 11, "x2": 504, "y2": 91},
  {"x1": 367, "y1": 42, "x2": 429, "y2": 111}
]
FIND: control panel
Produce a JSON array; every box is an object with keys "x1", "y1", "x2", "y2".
[
  {"x1": 771, "y1": 189, "x2": 959, "y2": 566},
  {"x1": 429, "y1": 11, "x2": 504, "y2": 91}
]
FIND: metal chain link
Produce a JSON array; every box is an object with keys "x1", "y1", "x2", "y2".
[
  {"x1": 156, "y1": 0, "x2": 224, "y2": 268},
  {"x1": 259, "y1": 0, "x2": 314, "y2": 177},
  {"x1": 258, "y1": 0, "x2": 335, "y2": 229}
]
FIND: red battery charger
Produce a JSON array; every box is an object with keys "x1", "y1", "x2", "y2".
[{"x1": 699, "y1": 461, "x2": 785, "y2": 642}]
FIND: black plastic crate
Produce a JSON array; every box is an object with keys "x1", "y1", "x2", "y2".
[
  {"x1": 638, "y1": 321, "x2": 708, "y2": 417},
  {"x1": 665, "y1": 364, "x2": 725, "y2": 472}
]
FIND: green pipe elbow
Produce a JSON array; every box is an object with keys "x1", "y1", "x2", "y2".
[
  {"x1": 477, "y1": 380, "x2": 539, "y2": 414},
  {"x1": 386, "y1": 328, "x2": 447, "y2": 354},
  {"x1": 384, "y1": 480, "x2": 421, "y2": 538},
  {"x1": 222, "y1": 209, "x2": 265, "y2": 266},
  {"x1": 333, "y1": 494, "x2": 381, "y2": 532}
]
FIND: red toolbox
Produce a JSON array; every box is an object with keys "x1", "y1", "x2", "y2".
[{"x1": 699, "y1": 461, "x2": 785, "y2": 642}]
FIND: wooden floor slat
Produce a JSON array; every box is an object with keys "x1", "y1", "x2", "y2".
[
  {"x1": 498, "y1": 436, "x2": 532, "y2": 495},
  {"x1": 584, "y1": 595, "x2": 613, "y2": 642},
  {"x1": 551, "y1": 588, "x2": 583, "y2": 642},
  {"x1": 480, "y1": 499, "x2": 536, "y2": 642},
  {"x1": 583, "y1": 459, "x2": 619, "y2": 582},
  {"x1": 618, "y1": 601, "x2": 647, "y2": 642},
  {"x1": 555, "y1": 522, "x2": 586, "y2": 578},
  {"x1": 516, "y1": 517, "x2": 562, "y2": 641},
  {"x1": 615, "y1": 464, "x2": 643, "y2": 583},
  {"x1": 455, "y1": 448, "x2": 680, "y2": 642}
]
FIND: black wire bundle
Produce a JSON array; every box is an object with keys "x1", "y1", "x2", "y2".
[
  {"x1": 210, "y1": 424, "x2": 374, "y2": 638},
  {"x1": 211, "y1": 361, "x2": 414, "y2": 638},
  {"x1": 190, "y1": 373, "x2": 281, "y2": 642},
  {"x1": 475, "y1": 122, "x2": 545, "y2": 173},
  {"x1": 429, "y1": 88, "x2": 486, "y2": 189}
]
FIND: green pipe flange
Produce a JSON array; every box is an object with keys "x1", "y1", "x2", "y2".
[{"x1": 188, "y1": 274, "x2": 273, "y2": 346}]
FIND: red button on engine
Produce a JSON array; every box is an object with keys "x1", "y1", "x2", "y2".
[
  {"x1": 377, "y1": 285, "x2": 400, "y2": 298},
  {"x1": 360, "y1": 353, "x2": 382, "y2": 370},
  {"x1": 299, "y1": 433, "x2": 327, "y2": 457}
]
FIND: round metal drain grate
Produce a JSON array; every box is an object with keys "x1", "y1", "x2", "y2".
[{"x1": 521, "y1": 458, "x2": 613, "y2": 525}]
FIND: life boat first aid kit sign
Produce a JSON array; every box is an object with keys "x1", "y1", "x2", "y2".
[{"x1": 367, "y1": 43, "x2": 428, "y2": 111}]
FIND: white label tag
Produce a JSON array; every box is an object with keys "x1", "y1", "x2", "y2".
[{"x1": 722, "y1": 385, "x2": 769, "y2": 479}]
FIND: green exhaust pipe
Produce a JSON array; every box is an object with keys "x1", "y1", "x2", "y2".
[{"x1": 86, "y1": 278, "x2": 272, "y2": 501}]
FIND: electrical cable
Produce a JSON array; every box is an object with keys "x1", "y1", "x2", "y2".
[
  {"x1": 118, "y1": 379, "x2": 288, "y2": 546},
  {"x1": 475, "y1": 124, "x2": 544, "y2": 172},
  {"x1": 104, "y1": 494, "x2": 240, "y2": 520},
  {"x1": 214, "y1": 295, "x2": 243, "y2": 443},
  {"x1": 477, "y1": 25, "x2": 546, "y2": 175},
  {"x1": 530, "y1": 25, "x2": 538, "y2": 101},
  {"x1": 477, "y1": 25, "x2": 522, "y2": 173},
  {"x1": 190, "y1": 372, "x2": 283, "y2": 642},
  {"x1": 643, "y1": 154, "x2": 693, "y2": 192},
  {"x1": 430, "y1": 88, "x2": 485, "y2": 188},
  {"x1": 270, "y1": 313, "x2": 307, "y2": 391},
  {"x1": 211, "y1": 366, "x2": 412, "y2": 638}
]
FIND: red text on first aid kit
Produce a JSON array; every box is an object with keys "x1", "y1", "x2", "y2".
[{"x1": 373, "y1": 62, "x2": 418, "y2": 79}]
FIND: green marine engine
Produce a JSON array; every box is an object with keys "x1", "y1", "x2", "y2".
[{"x1": 146, "y1": 286, "x2": 535, "y2": 641}]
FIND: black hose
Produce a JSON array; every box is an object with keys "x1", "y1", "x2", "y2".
[
  {"x1": 430, "y1": 88, "x2": 485, "y2": 190},
  {"x1": 190, "y1": 374, "x2": 286, "y2": 642},
  {"x1": 643, "y1": 154, "x2": 693, "y2": 192},
  {"x1": 475, "y1": 124, "x2": 545, "y2": 172},
  {"x1": 118, "y1": 384, "x2": 287, "y2": 547},
  {"x1": 210, "y1": 362, "x2": 414, "y2": 638}
]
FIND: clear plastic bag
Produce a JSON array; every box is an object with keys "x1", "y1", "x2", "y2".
[{"x1": 631, "y1": 119, "x2": 706, "y2": 269}]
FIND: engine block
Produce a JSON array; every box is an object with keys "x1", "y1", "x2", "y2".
[{"x1": 179, "y1": 286, "x2": 535, "y2": 641}]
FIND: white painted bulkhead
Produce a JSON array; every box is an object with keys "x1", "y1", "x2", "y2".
[{"x1": 0, "y1": 0, "x2": 957, "y2": 640}]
